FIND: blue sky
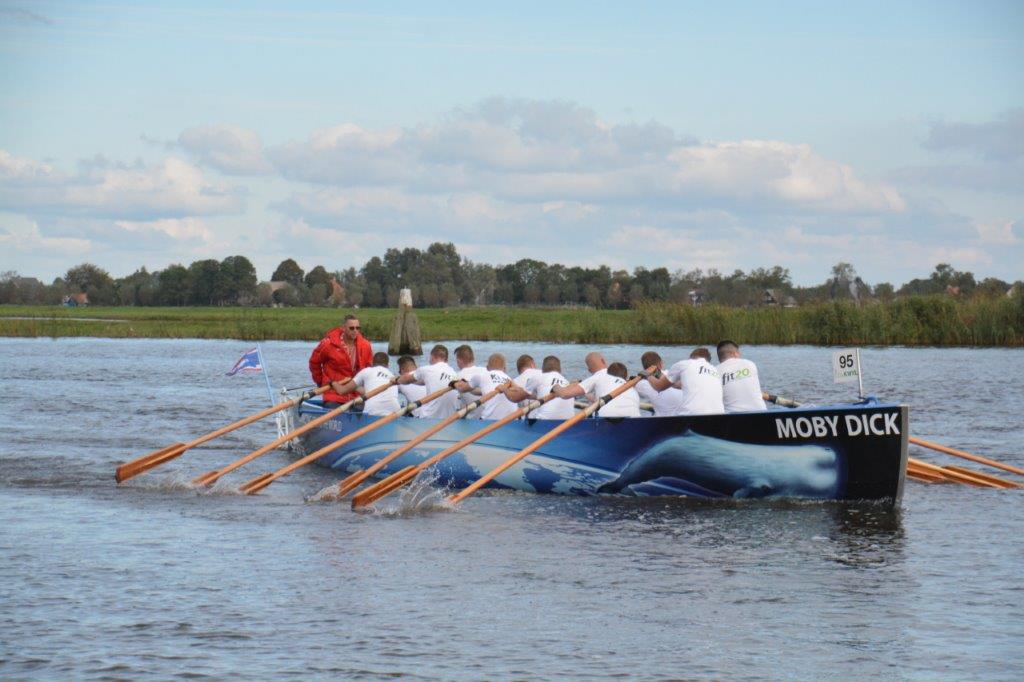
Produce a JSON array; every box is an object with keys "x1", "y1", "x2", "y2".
[{"x1": 1, "y1": 0, "x2": 1021, "y2": 285}]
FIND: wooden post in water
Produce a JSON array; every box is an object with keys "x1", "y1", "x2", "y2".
[{"x1": 388, "y1": 288, "x2": 422, "y2": 356}]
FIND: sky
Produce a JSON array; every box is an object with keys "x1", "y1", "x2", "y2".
[{"x1": 1, "y1": 0, "x2": 1021, "y2": 286}]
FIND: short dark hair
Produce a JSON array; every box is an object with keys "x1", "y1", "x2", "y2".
[
  {"x1": 541, "y1": 355, "x2": 561, "y2": 373},
  {"x1": 716, "y1": 340, "x2": 739, "y2": 361},
  {"x1": 397, "y1": 355, "x2": 416, "y2": 370},
  {"x1": 690, "y1": 347, "x2": 712, "y2": 362},
  {"x1": 516, "y1": 354, "x2": 535, "y2": 372},
  {"x1": 344, "y1": 314, "x2": 359, "y2": 322},
  {"x1": 607, "y1": 362, "x2": 628, "y2": 379},
  {"x1": 430, "y1": 344, "x2": 449, "y2": 361},
  {"x1": 454, "y1": 344, "x2": 474, "y2": 363},
  {"x1": 640, "y1": 351, "x2": 661, "y2": 369},
  {"x1": 372, "y1": 352, "x2": 389, "y2": 367}
]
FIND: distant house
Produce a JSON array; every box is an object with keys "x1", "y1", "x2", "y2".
[
  {"x1": 763, "y1": 289, "x2": 778, "y2": 306},
  {"x1": 62, "y1": 292, "x2": 89, "y2": 307},
  {"x1": 688, "y1": 289, "x2": 706, "y2": 306}
]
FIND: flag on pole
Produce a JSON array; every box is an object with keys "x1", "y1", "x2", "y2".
[{"x1": 226, "y1": 348, "x2": 262, "y2": 376}]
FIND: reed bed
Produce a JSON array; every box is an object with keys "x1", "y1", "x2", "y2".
[{"x1": 1, "y1": 296, "x2": 1021, "y2": 346}]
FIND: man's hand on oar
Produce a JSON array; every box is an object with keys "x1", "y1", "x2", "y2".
[
  {"x1": 328, "y1": 381, "x2": 512, "y2": 500},
  {"x1": 446, "y1": 368, "x2": 653, "y2": 506},
  {"x1": 351, "y1": 388, "x2": 558, "y2": 509},
  {"x1": 191, "y1": 382, "x2": 396, "y2": 487},
  {"x1": 114, "y1": 385, "x2": 330, "y2": 483},
  {"x1": 238, "y1": 385, "x2": 455, "y2": 495}
]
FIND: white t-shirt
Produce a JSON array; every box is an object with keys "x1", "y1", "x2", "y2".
[
  {"x1": 579, "y1": 369, "x2": 640, "y2": 418},
  {"x1": 398, "y1": 380, "x2": 427, "y2": 417},
  {"x1": 522, "y1": 370, "x2": 575, "y2": 419},
  {"x1": 635, "y1": 379, "x2": 684, "y2": 417},
  {"x1": 411, "y1": 362, "x2": 460, "y2": 419},
  {"x1": 717, "y1": 357, "x2": 767, "y2": 413},
  {"x1": 457, "y1": 365, "x2": 488, "y2": 419},
  {"x1": 469, "y1": 369, "x2": 518, "y2": 420},
  {"x1": 352, "y1": 366, "x2": 400, "y2": 416},
  {"x1": 513, "y1": 367, "x2": 542, "y2": 409},
  {"x1": 666, "y1": 358, "x2": 725, "y2": 415}
]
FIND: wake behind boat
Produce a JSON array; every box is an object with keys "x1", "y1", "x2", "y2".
[{"x1": 289, "y1": 396, "x2": 909, "y2": 505}]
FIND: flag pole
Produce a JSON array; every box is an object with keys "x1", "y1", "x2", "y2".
[{"x1": 256, "y1": 343, "x2": 275, "y2": 407}]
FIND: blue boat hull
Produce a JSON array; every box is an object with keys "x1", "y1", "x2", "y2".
[{"x1": 294, "y1": 400, "x2": 908, "y2": 504}]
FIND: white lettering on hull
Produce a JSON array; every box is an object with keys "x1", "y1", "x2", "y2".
[{"x1": 775, "y1": 412, "x2": 900, "y2": 440}]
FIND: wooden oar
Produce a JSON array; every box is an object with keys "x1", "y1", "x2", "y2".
[
  {"x1": 909, "y1": 436, "x2": 1024, "y2": 477},
  {"x1": 238, "y1": 386, "x2": 454, "y2": 495},
  {"x1": 327, "y1": 382, "x2": 512, "y2": 499},
  {"x1": 447, "y1": 371, "x2": 650, "y2": 505},
  {"x1": 907, "y1": 457, "x2": 1005, "y2": 489},
  {"x1": 191, "y1": 382, "x2": 396, "y2": 487},
  {"x1": 115, "y1": 385, "x2": 329, "y2": 483},
  {"x1": 351, "y1": 392, "x2": 559, "y2": 509}
]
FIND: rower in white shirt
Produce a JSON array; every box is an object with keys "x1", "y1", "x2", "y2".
[
  {"x1": 553, "y1": 352, "x2": 640, "y2": 417},
  {"x1": 644, "y1": 347, "x2": 725, "y2": 415},
  {"x1": 329, "y1": 351, "x2": 400, "y2": 416},
  {"x1": 634, "y1": 351, "x2": 684, "y2": 417},
  {"x1": 716, "y1": 340, "x2": 767, "y2": 412},
  {"x1": 453, "y1": 352, "x2": 518, "y2": 420},
  {"x1": 502, "y1": 355, "x2": 575, "y2": 419},
  {"x1": 396, "y1": 355, "x2": 427, "y2": 417},
  {"x1": 396, "y1": 344, "x2": 460, "y2": 419},
  {"x1": 453, "y1": 344, "x2": 487, "y2": 419}
]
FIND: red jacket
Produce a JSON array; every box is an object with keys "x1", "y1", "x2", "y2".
[{"x1": 308, "y1": 327, "x2": 374, "y2": 404}]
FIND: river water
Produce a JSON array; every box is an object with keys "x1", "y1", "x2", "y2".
[{"x1": 1, "y1": 337, "x2": 1022, "y2": 680}]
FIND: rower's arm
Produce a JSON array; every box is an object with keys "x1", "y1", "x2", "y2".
[
  {"x1": 452, "y1": 379, "x2": 473, "y2": 393},
  {"x1": 645, "y1": 371, "x2": 673, "y2": 392},
  {"x1": 332, "y1": 378, "x2": 357, "y2": 395},
  {"x1": 396, "y1": 373, "x2": 421, "y2": 386},
  {"x1": 502, "y1": 384, "x2": 531, "y2": 403},
  {"x1": 553, "y1": 383, "x2": 586, "y2": 399}
]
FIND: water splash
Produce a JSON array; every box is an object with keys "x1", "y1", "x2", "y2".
[{"x1": 361, "y1": 469, "x2": 457, "y2": 517}]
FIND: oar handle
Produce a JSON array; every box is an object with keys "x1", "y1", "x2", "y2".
[{"x1": 448, "y1": 370, "x2": 650, "y2": 504}]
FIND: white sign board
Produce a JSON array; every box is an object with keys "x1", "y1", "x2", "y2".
[{"x1": 832, "y1": 349, "x2": 864, "y2": 398}]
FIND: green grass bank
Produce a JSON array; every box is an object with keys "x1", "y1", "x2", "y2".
[{"x1": 1, "y1": 296, "x2": 1021, "y2": 346}]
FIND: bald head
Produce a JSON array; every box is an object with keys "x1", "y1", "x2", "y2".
[
  {"x1": 584, "y1": 352, "x2": 607, "y2": 373},
  {"x1": 487, "y1": 353, "x2": 507, "y2": 372}
]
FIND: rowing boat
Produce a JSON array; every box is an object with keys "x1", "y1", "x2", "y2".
[{"x1": 288, "y1": 397, "x2": 908, "y2": 505}]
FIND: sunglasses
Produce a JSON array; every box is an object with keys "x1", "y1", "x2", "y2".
[{"x1": 347, "y1": 326, "x2": 361, "y2": 331}]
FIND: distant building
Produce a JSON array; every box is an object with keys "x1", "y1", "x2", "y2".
[
  {"x1": 763, "y1": 289, "x2": 778, "y2": 306},
  {"x1": 62, "y1": 292, "x2": 89, "y2": 307},
  {"x1": 688, "y1": 289, "x2": 706, "y2": 306}
]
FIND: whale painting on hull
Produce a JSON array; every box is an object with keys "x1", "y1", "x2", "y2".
[
  {"x1": 292, "y1": 397, "x2": 908, "y2": 506},
  {"x1": 598, "y1": 431, "x2": 842, "y2": 499}
]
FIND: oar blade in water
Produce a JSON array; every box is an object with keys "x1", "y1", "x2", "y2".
[
  {"x1": 352, "y1": 465, "x2": 419, "y2": 509},
  {"x1": 240, "y1": 472, "x2": 274, "y2": 495},
  {"x1": 115, "y1": 442, "x2": 187, "y2": 483}
]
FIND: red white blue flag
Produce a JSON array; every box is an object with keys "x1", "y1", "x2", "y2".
[{"x1": 226, "y1": 347, "x2": 262, "y2": 376}]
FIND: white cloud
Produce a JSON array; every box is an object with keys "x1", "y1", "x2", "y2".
[
  {"x1": 263, "y1": 98, "x2": 904, "y2": 215},
  {"x1": 0, "y1": 151, "x2": 245, "y2": 220},
  {"x1": 974, "y1": 219, "x2": 1019, "y2": 245},
  {"x1": 178, "y1": 125, "x2": 272, "y2": 175},
  {"x1": 0, "y1": 219, "x2": 91, "y2": 255}
]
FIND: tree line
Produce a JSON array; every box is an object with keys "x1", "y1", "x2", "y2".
[{"x1": 1, "y1": 243, "x2": 1018, "y2": 308}]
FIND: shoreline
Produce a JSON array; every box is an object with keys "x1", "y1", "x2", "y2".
[{"x1": 1, "y1": 299, "x2": 1021, "y2": 347}]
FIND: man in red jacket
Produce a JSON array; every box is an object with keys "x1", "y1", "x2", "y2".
[{"x1": 309, "y1": 314, "x2": 374, "y2": 408}]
